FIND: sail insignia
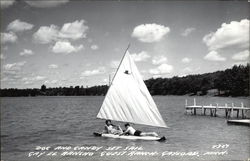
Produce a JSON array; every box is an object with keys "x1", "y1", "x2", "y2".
[{"x1": 124, "y1": 70, "x2": 130, "y2": 75}]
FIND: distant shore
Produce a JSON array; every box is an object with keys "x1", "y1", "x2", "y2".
[
  {"x1": 1, "y1": 95, "x2": 250, "y2": 98},
  {"x1": 1, "y1": 64, "x2": 249, "y2": 97}
]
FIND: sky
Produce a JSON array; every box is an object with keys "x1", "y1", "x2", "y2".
[{"x1": 0, "y1": 0, "x2": 249, "y2": 89}]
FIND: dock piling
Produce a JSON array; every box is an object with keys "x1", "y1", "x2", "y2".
[
  {"x1": 215, "y1": 104, "x2": 218, "y2": 117},
  {"x1": 210, "y1": 104, "x2": 213, "y2": 116},
  {"x1": 225, "y1": 104, "x2": 228, "y2": 117},
  {"x1": 241, "y1": 102, "x2": 245, "y2": 119},
  {"x1": 230, "y1": 103, "x2": 234, "y2": 118}
]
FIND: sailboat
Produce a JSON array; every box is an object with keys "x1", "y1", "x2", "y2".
[{"x1": 94, "y1": 45, "x2": 167, "y2": 141}]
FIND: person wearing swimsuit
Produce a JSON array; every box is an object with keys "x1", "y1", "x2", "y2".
[
  {"x1": 122, "y1": 123, "x2": 158, "y2": 137},
  {"x1": 103, "y1": 120, "x2": 123, "y2": 135}
]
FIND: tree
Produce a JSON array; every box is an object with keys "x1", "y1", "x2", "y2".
[{"x1": 41, "y1": 84, "x2": 46, "y2": 92}]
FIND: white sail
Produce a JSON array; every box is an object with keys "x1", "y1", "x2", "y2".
[{"x1": 97, "y1": 51, "x2": 167, "y2": 128}]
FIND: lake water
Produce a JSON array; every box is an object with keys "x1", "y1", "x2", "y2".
[{"x1": 1, "y1": 96, "x2": 249, "y2": 161}]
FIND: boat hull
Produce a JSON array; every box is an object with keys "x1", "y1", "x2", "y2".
[{"x1": 93, "y1": 132, "x2": 166, "y2": 141}]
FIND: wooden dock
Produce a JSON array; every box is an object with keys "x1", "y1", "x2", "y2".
[
  {"x1": 227, "y1": 119, "x2": 250, "y2": 126},
  {"x1": 185, "y1": 98, "x2": 250, "y2": 119}
]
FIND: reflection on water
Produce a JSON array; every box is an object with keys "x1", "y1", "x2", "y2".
[{"x1": 1, "y1": 96, "x2": 249, "y2": 161}]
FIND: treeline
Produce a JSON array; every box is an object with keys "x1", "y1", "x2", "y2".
[
  {"x1": 0, "y1": 85, "x2": 108, "y2": 97},
  {"x1": 145, "y1": 64, "x2": 249, "y2": 96},
  {"x1": 0, "y1": 64, "x2": 249, "y2": 97}
]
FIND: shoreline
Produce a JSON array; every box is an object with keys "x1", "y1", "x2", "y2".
[{"x1": 1, "y1": 95, "x2": 250, "y2": 98}]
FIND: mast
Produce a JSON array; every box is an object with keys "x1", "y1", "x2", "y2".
[
  {"x1": 97, "y1": 44, "x2": 130, "y2": 118},
  {"x1": 108, "y1": 74, "x2": 111, "y2": 87},
  {"x1": 109, "y1": 44, "x2": 130, "y2": 85}
]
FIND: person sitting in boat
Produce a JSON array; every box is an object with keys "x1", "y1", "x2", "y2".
[
  {"x1": 121, "y1": 123, "x2": 158, "y2": 137},
  {"x1": 103, "y1": 120, "x2": 123, "y2": 135}
]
